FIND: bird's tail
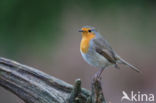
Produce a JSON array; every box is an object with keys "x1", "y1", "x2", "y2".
[{"x1": 116, "y1": 55, "x2": 140, "y2": 73}]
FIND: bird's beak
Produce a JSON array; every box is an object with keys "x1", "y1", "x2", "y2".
[{"x1": 78, "y1": 30, "x2": 83, "y2": 32}]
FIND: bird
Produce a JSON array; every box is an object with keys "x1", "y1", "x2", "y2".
[{"x1": 79, "y1": 26, "x2": 140, "y2": 79}]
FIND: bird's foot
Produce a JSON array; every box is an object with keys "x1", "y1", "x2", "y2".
[
  {"x1": 92, "y1": 72, "x2": 102, "y2": 81},
  {"x1": 92, "y1": 68, "x2": 105, "y2": 81}
]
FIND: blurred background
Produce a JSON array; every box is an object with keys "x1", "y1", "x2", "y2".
[{"x1": 0, "y1": 0, "x2": 156, "y2": 103}]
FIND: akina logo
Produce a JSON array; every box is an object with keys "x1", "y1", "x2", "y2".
[{"x1": 121, "y1": 91, "x2": 154, "y2": 102}]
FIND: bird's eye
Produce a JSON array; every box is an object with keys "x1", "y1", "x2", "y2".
[{"x1": 88, "y1": 30, "x2": 92, "y2": 32}]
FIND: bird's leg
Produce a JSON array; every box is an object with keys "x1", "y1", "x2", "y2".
[
  {"x1": 93, "y1": 67, "x2": 105, "y2": 80},
  {"x1": 97, "y1": 67, "x2": 105, "y2": 78},
  {"x1": 90, "y1": 67, "x2": 106, "y2": 103}
]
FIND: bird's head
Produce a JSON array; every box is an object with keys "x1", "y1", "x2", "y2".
[{"x1": 79, "y1": 26, "x2": 96, "y2": 38}]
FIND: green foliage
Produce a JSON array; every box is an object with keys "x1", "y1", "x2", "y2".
[
  {"x1": 0, "y1": 0, "x2": 63, "y2": 57},
  {"x1": 0, "y1": 0, "x2": 155, "y2": 57}
]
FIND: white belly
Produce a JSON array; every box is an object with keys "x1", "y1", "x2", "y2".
[{"x1": 80, "y1": 48, "x2": 111, "y2": 68}]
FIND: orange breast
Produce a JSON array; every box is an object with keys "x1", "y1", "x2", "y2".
[{"x1": 80, "y1": 33, "x2": 95, "y2": 53}]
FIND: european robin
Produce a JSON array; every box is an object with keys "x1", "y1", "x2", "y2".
[{"x1": 79, "y1": 26, "x2": 140, "y2": 78}]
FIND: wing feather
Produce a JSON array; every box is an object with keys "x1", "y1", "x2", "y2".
[{"x1": 93, "y1": 37, "x2": 117, "y2": 64}]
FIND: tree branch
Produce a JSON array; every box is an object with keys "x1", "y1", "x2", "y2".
[{"x1": 0, "y1": 57, "x2": 107, "y2": 103}]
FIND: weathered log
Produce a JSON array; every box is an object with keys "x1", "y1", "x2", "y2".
[{"x1": 0, "y1": 57, "x2": 106, "y2": 103}]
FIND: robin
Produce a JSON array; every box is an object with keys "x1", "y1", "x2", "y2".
[{"x1": 79, "y1": 26, "x2": 140, "y2": 78}]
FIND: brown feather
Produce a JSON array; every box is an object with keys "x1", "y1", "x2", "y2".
[{"x1": 95, "y1": 48, "x2": 116, "y2": 64}]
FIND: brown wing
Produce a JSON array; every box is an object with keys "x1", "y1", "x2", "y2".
[
  {"x1": 93, "y1": 37, "x2": 117, "y2": 64},
  {"x1": 95, "y1": 47, "x2": 116, "y2": 64}
]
